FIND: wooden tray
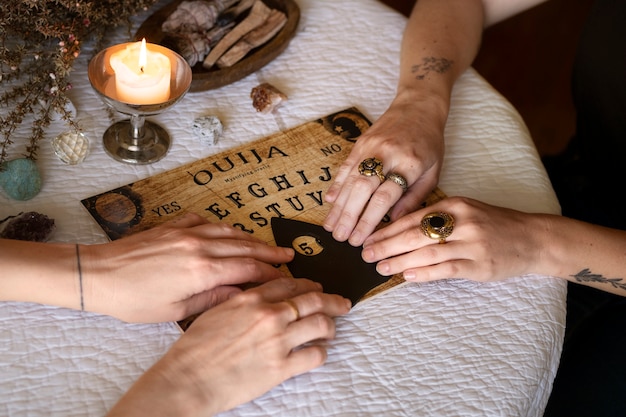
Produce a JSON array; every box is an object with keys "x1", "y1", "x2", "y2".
[{"x1": 135, "y1": 0, "x2": 300, "y2": 92}]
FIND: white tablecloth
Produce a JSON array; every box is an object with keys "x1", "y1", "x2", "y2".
[{"x1": 0, "y1": 0, "x2": 566, "y2": 416}]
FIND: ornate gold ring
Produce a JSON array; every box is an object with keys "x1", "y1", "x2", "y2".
[
  {"x1": 421, "y1": 211, "x2": 455, "y2": 244},
  {"x1": 358, "y1": 157, "x2": 385, "y2": 183}
]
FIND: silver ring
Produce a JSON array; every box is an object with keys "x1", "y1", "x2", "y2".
[{"x1": 385, "y1": 172, "x2": 408, "y2": 192}]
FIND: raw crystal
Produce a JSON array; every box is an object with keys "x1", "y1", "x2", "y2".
[
  {"x1": 192, "y1": 115, "x2": 223, "y2": 146},
  {"x1": 250, "y1": 82, "x2": 287, "y2": 114},
  {"x1": 0, "y1": 211, "x2": 55, "y2": 242}
]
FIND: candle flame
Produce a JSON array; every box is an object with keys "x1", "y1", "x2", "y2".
[{"x1": 139, "y1": 38, "x2": 147, "y2": 73}]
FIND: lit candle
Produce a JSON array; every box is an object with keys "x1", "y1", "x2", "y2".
[{"x1": 109, "y1": 39, "x2": 171, "y2": 105}]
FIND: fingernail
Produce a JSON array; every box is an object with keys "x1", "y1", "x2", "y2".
[
  {"x1": 404, "y1": 270, "x2": 416, "y2": 280},
  {"x1": 349, "y1": 232, "x2": 362, "y2": 247},
  {"x1": 345, "y1": 299, "x2": 352, "y2": 310},
  {"x1": 323, "y1": 214, "x2": 336, "y2": 231},
  {"x1": 362, "y1": 247, "x2": 374, "y2": 262},
  {"x1": 325, "y1": 188, "x2": 337, "y2": 202},
  {"x1": 334, "y1": 225, "x2": 348, "y2": 242},
  {"x1": 377, "y1": 262, "x2": 390, "y2": 275}
]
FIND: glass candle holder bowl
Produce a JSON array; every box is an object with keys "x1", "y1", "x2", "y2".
[{"x1": 88, "y1": 42, "x2": 192, "y2": 164}]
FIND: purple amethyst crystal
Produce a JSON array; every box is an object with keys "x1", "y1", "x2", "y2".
[{"x1": 0, "y1": 212, "x2": 55, "y2": 242}]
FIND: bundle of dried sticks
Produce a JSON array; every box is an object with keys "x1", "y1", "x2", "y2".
[{"x1": 161, "y1": 0, "x2": 287, "y2": 68}]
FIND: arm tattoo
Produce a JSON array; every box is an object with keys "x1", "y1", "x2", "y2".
[
  {"x1": 411, "y1": 57, "x2": 454, "y2": 80},
  {"x1": 572, "y1": 268, "x2": 626, "y2": 292}
]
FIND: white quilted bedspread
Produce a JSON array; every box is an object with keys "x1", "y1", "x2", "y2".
[{"x1": 0, "y1": 0, "x2": 566, "y2": 416}]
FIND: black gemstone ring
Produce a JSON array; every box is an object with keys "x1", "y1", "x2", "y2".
[
  {"x1": 358, "y1": 157, "x2": 385, "y2": 183},
  {"x1": 420, "y1": 211, "x2": 455, "y2": 244}
]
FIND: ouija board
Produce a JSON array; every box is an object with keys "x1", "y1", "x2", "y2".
[{"x1": 81, "y1": 107, "x2": 445, "y2": 319}]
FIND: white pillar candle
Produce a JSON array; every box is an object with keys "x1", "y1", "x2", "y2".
[{"x1": 109, "y1": 39, "x2": 171, "y2": 105}]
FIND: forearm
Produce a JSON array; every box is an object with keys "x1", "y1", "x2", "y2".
[
  {"x1": 536, "y1": 215, "x2": 626, "y2": 295},
  {"x1": 394, "y1": 0, "x2": 549, "y2": 119},
  {"x1": 395, "y1": 0, "x2": 484, "y2": 113},
  {"x1": 0, "y1": 238, "x2": 82, "y2": 310}
]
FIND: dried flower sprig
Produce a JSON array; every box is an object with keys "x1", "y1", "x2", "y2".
[{"x1": 0, "y1": 0, "x2": 159, "y2": 167}]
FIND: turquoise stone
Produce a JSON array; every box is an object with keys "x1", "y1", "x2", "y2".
[{"x1": 0, "y1": 158, "x2": 42, "y2": 201}]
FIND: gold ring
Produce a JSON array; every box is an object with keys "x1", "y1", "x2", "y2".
[
  {"x1": 385, "y1": 172, "x2": 408, "y2": 192},
  {"x1": 284, "y1": 299, "x2": 300, "y2": 321},
  {"x1": 421, "y1": 211, "x2": 454, "y2": 244},
  {"x1": 358, "y1": 157, "x2": 385, "y2": 183}
]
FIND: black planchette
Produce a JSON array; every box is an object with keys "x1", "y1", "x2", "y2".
[{"x1": 271, "y1": 217, "x2": 389, "y2": 305}]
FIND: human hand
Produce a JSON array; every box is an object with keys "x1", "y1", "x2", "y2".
[
  {"x1": 80, "y1": 213, "x2": 295, "y2": 323},
  {"x1": 361, "y1": 196, "x2": 547, "y2": 283},
  {"x1": 106, "y1": 277, "x2": 352, "y2": 417},
  {"x1": 323, "y1": 98, "x2": 445, "y2": 247}
]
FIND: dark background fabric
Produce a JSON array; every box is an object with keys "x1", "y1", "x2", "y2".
[{"x1": 544, "y1": 1, "x2": 626, "y2": 415}]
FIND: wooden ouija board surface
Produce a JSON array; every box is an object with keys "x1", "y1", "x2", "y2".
[{"x1": 81, "y1": 107, "x2": 445, "y2": 314}]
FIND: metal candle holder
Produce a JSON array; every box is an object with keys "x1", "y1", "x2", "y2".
[{"x1": 88, "y1": 42, "x2": 192, "y2": 164}]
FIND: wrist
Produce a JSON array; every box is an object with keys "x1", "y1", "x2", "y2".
[
  {"x1": 528, "y1": 214, "x2": 567, "y2": 278},
  {"x1": 0, "y1": 239, "x2": 81, "y2": 310},
  {"x1": 392, "y1": 87, "x2": 449, "y2": 129},
  {"x1": 107, "y1": 350, "x2": 220, "y2": 417}
]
